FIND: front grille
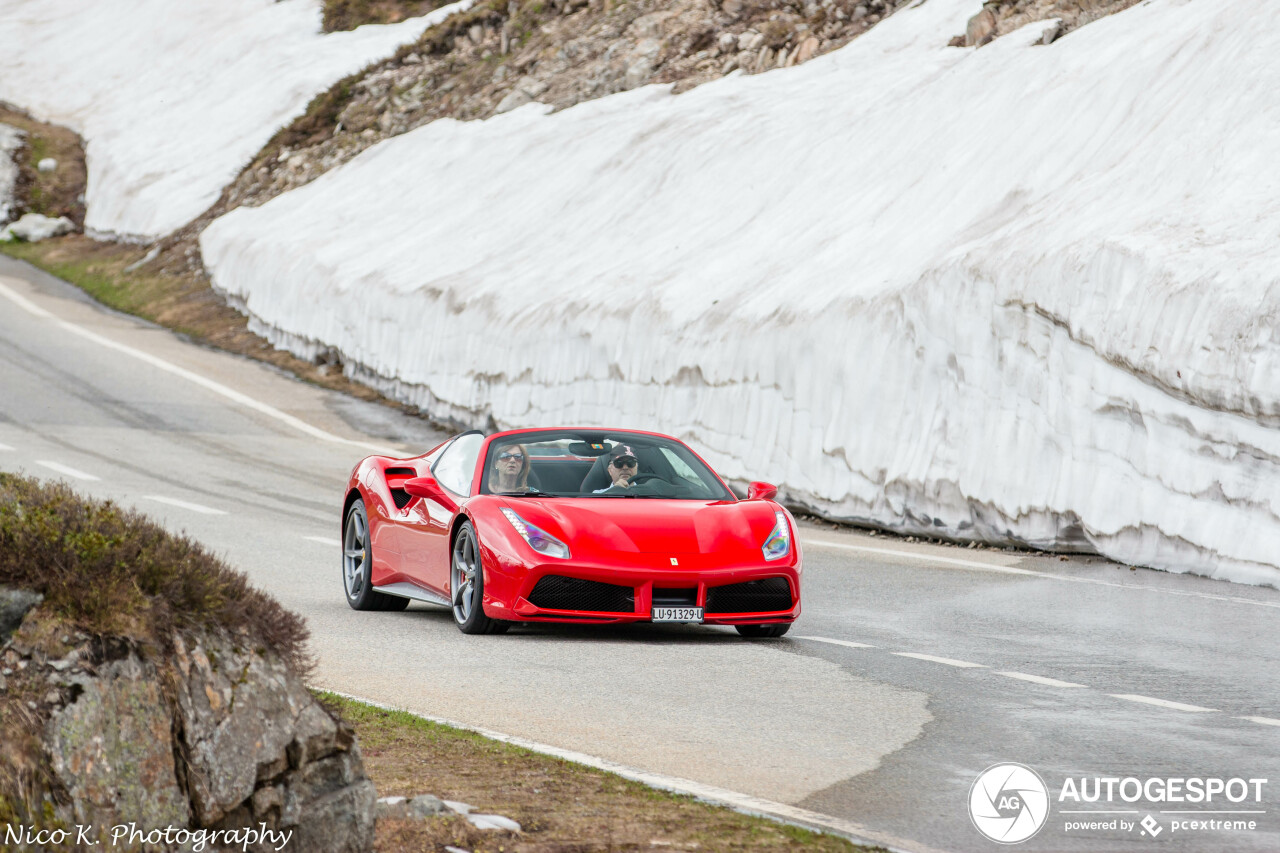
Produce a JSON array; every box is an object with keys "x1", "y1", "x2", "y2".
[
  {"x1": 652, "y1": 587, "x2": 697, "y2": 607},
  {"x1": 528, "y1": 576, "x2": 635, "y2": 613},
  {"x1": 704, "y1": 578, "x2": 792, "y2": 614}
]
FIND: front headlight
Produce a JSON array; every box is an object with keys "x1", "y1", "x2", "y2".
[
  {"x1": 501, "y1": 508, "x2": 571, "y2": 559},
  {"x1": 762, "y1": 511, "x2": 791, "y2": 561}
]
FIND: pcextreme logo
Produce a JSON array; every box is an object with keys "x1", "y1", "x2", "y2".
[{"x1": 969, "y1": 763, "x2": 1051, "y2": 844}]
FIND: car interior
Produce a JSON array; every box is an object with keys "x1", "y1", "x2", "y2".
[{"x1": 482, "y1": 436, "x2": 721, "y2": 498}]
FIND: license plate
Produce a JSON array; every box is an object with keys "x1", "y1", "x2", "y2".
[{"x1": 652, "y1": 606, "x2": 703, "y2": 623}]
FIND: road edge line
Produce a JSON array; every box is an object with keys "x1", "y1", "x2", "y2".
[
  {"x1": 318, "y1": 688, "x2": 941, "y2": 853},
  {"x1": 0, "y1": 277, "x2": 397, "y2": 455}
]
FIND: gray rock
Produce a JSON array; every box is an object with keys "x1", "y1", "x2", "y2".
[
  {"x1": 495, "y1": 88, "x2": 534, "y2": 114},
  {"x1": 965, "y1": 8, "x2": 997, "y2": 46},
  {"x1": 407, "y1": 794, "x2": 448, "y2": 817},
  {"x1": 0, "y1": 588, "x2": 43, "y2": 644},
  {"x1": 795, "y1": 35, "x2": 821, "y2": 64},
  {"x1": 45, "y1": 655, "x2": 190, "y2": 834},
  {"x1": 170, "y1": 632, "x2": 374, "y2": 852},
  {"x1": 516, "y1": 76, "x2": 550, "y2": 98},
  {"x1": 625, "y1": 52, "x2": 658, "y2": 89},
  {"x1": 252, "y1": 784, "x2": 285, "y2": 820},
  {"x1": 37, "y1": 157, "x2": 57, "y2": 172},
  {"x1": 376, "y1": 796, "x2": 409, "y2": 820}
]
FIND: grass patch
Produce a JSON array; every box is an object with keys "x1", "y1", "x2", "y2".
[
  {"x1": 0, "y1": 238, "x2": 207, "y2": 337},
  {"x1": 323, "y1": 692, "x2": 879, "y2": 852},
  {"x1": 0, "y1": 237, "x2": 403, "y2": 411},
  {"x1": 0, "y1": 473, "x2": 309, "y2": 670}
]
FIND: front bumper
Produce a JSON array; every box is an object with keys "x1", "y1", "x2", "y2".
[{"x1": 484, "y1": 558, "x2": 801, "y2": 625}]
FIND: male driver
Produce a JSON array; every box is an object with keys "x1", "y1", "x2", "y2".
[{"x1": 594, "y1": 444, "x2": 640, "y2": 492}]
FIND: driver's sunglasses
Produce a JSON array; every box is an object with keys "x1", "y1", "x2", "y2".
[
  {"x1": 498, "y1": 452, "x2": 524, "y2": 462},
  {"x1": 610, "y1": 457, "x2": 638, "y2": 469}
]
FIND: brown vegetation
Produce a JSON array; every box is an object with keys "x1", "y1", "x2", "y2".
[
  {"x1": 0, "y1": 473, "x2": 309, "y2": 669},
  {"x1": 330, "y1": 696, "x2": 875, "y2": 853},
  {"x1": 0, "y1": 102, "x2": 86, "y2": 228}
]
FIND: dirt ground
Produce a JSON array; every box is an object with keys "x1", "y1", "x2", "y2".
[{"x1": 327, "y1": 694, "x2": 878, "y2": 853}]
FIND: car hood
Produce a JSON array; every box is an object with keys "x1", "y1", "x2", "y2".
[{"x1": 504, "y1": 497, "x2": 781, "y2": 558}]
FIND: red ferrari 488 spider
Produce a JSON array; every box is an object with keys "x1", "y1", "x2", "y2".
[{"x1": 341, "y1": 428, "x2": 800, "y2": 636}]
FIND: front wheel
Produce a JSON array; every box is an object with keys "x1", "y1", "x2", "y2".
[
  {"x1": 735, "y1": 623, "x2": 791, "y2": 639},
  {"x1": 450, "y1": 522, "x2": 509, "y2": 635},
  {"x1": 343, "y1": 498, "x2": 409, "y2": 612}
]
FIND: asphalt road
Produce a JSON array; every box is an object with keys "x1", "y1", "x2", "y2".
[{"x1": 1, "y1": 255, "x2": 1277, "y2": 853}]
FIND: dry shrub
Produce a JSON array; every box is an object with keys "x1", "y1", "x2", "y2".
[{"x1": 0, "y1": 473, "x2": 310, "y2": 673}]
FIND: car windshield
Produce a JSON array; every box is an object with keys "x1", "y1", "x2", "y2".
[{"x1": 480, "y1": 431, "x2": 734, "y2": 500}]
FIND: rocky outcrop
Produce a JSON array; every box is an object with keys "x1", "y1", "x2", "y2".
[
  {"x1": 216, "y1": 0, "x2": 912, "y2": 217},
  {"x1": 0, "y1": 589, "x2": 375, "y2": 852},
  {"x1": 951, "y1": 0, "x2": 1143, "y2": 49}
]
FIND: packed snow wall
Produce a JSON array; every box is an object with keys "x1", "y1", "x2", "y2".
[
  {"x1": 0, "y1": 124, "x2": 22, "y2": 224},
  {"x1": 201, "y1": 0, "x2": 1280, "y2": 587},
  {"x1": 0, "y1": 0, "x2": 472, "y2": 239}
]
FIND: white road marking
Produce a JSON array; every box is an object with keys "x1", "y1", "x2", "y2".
[
  {"x1": 892, "y1": 652, "x2": 986, "y2": 668},
  {"x1": 142, "y1": 495, "x2": 227, "y2": 515},
  {"x1": 304, "y1": 535, "x2": 342, "y2": 547},
  {"x1": 996, "y1": 671, "x2": 1085, "y2": 688},
  {"x1": 1109, "y1": 694, "x2": 1218, "y2": 713},
  {"x1": 804, "y1": 640, "x2": 1244, "y2": 723},
  {"x1": 0, "y1": 442, "x2": 13, "y2": 451},
  {"x1": 796, "y1": 635, "x2": 876, "y2": 649},
  {"x1": 320, "y1": 690, "x2": 941, "y2": 853},
  {"x1": 0, "y1": 279, "x2": 396, "y2": 454},
  {"x1": 803, "y1": 537, "x2": 1280, "y2": 610},
  {"x1": 34, "y1": 460, "x2": 100, "y2": 481}
]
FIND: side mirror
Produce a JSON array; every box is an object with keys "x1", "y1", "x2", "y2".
[
  {"x1": 403, "y1": 476, "x2": 446, "y2": 500},
  {"x1": 747, "y1": 481, "x2": 777, "y2": 501}
]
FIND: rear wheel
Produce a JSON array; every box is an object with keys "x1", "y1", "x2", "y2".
[
  {"x1": 343, "y1": 498, "x2": 409, "y2": 612},
  {"x1": 735, "y1": 623, "x2": 791, "y2": 638},
  {"x1": 451, "y1": 522, "x2": 508, "y2": 634}
]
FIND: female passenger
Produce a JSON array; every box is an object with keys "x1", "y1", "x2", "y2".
[{"x1": 487, "y1": 443, "x2": 532, "y2": 493}]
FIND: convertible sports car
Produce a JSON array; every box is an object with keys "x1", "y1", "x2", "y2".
[{"x1": 340, "y1": 427, "x2": 801, "y2": 637}]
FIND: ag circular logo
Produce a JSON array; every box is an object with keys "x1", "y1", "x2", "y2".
[{"x1": 969, "y1": 763, "x2": 1050, "y2": 844}]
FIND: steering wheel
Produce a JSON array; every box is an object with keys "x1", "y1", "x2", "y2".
[{"x1": 624, "y1": 473, "x2": 666, "y2": 486}]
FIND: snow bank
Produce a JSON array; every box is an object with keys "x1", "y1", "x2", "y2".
[
  {"x1": 0, "y1": 0, "x2": 473, "y2": 239},
  {"x1": 0, "y1": 124, "x2": 23, "y2": 224},
  {"x1": 203, "y1": 0, "x2": 1280, "y2": 587}
]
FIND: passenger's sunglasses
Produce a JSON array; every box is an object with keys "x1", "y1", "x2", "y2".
[
  {"x1": 610, "y1": 457, "x2": 638, "y2": 469},
  {"x1": 497, "y1": 452, "x2": 524, "y2": 462}
]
